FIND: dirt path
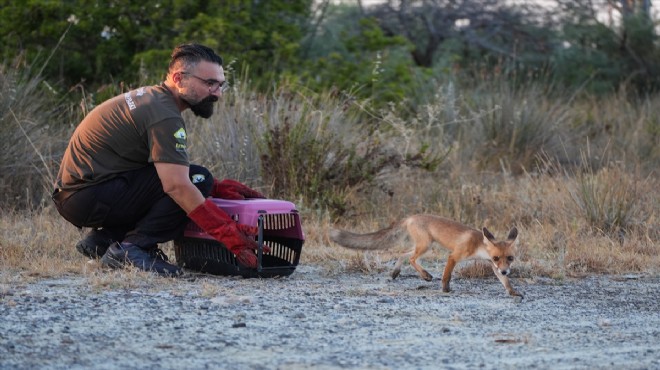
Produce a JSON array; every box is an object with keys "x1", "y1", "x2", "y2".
[{"x1": 1, "y1": 266, "x2": 658, "y2": 369}]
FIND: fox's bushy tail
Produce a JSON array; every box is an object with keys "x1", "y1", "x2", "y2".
[{"x1": 329, "y1": 220, "x2": 406, "y2": 250}]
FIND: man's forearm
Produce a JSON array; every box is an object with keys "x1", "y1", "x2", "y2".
[{"x1": 166, "y1": 182, "x2": 207, "y2": 214}]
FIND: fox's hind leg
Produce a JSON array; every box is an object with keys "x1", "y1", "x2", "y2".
[
  {"x1": 390, "y1": 253, "x2": 410, "y2": 280},
  {"x1": 409, "y1": 239, "x2": 433, "y2": 282}
]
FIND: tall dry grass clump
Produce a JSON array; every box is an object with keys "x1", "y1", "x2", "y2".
[
  {"x1": 459, "y1": 83, "x2": 571, "y2": 174},
  {"x1": 569, "y1": 93, "x2": 660, "y2": 174},
  {"x1": 0, "y1": 62, "x2": 73, "y2": 211},
  {"x1": 568, "y1": 163, "x2": 651, "y2": 234}
]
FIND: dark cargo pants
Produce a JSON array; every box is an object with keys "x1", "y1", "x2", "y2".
[{"x1": 52, "y1": 164, "x2": 213, "y2": 248}]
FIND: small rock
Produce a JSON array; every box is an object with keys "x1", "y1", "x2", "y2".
[{"x1": 292, "y1": 312, "x2": 306, "y2": 319}]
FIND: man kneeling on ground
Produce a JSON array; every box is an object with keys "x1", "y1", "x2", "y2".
[{"x1": 52, "y1": 43, "x2": 265, "y2": 277}]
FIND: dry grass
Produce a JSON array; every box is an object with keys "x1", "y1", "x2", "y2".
[
  {"x1": 0, "y1": 207, "x2": 183, "y2": 289},
  {"x1": 0, "y1": 207, "x2": 80, "y2": 279},
  {"x1": 1, "y1": 165, "x2": 658, "y2": 285},
  {"x1": 1, "y1": 71, "x2": 659, "y2": 285},
  {"x1": 298, "y1": 167, "x2": 659, "y2": 281}
]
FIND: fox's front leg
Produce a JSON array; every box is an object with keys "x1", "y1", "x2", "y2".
[
  {"x1": 441, "y1": 255, "x2": 458, "y2": 292},
  {"x1": 490, "y1": 264, "x2": 523, "y2": 297}
]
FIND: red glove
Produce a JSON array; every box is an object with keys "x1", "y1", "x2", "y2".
[
  {"x1": 188, "y1": 199, "x2": 269, "y2": 268},
  {"x1": 237, "y1": 224, "x2": 258, "y2": 236},
  {"x1": 211, "y1": 179, "x2": 266, "y2": 200}
]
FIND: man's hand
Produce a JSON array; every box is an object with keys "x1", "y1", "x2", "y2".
[
  {"x1": 211, "y1": 179, "x2": 266, "y2": 199},
  {"x1": 187, "y1": 199, "x2": 269, "y2": 268},
  {"x1": 237, "y1": 224, "x2": 258, "y2": 237}
]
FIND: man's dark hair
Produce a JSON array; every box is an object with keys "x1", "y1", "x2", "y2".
[{"x1": 169, "y1": 43, "x2": 223, "y2": 72}]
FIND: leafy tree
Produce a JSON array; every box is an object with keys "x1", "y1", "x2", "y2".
[
  {"x1": 0, "y1": 0, "x2": 313, "y2": 96},
  {"x1": 169, "y1": 0, "x2": 312, "y2": 89},
  {"x1": 552, "y1": 0, "x2": 660, "y2": 93},
  {"x1": 362, "y1": 0, "x2": 552, "y2": 68},
  {"x1": 294, "y1": 3, "x2": 435, "y2": 112}
]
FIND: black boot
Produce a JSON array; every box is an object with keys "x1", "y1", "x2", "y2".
[
  {"x1": 100, "y1": 242, "x2": 183, "y2": 277},
  {"x1": 75, "y1": 228, "x2": 114, "y2": 259}
]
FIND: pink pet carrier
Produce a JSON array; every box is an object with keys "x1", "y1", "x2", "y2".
[{"x1": 174, "y1": 198, "x2": 304, "y2": 278}]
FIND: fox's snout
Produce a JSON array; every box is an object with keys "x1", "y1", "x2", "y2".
[{"x1": 490, "y1": 255, "x2": 514, "y2": 277}]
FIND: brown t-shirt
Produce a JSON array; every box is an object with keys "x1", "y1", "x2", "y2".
[{"x1": 56, "y1": 84, "x2": 189, "y2": 190}]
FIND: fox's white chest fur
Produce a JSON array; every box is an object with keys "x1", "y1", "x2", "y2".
[{"x1": 468, "y1": 247, "x2": 491, "y2": 261}]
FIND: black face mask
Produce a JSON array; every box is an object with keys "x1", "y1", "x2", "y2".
[{"x1": 186, "y1": 95, "x2": 219, "y2": 118}]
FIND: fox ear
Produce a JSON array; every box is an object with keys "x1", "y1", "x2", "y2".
[
  {"x1": 507, "y1": 227, "x2": 518, "y2": 241},
  {"x1": 482, "y1": 227, "x2": 495, "y2": 242}
]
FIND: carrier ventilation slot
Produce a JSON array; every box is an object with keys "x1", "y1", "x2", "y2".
[{"x1": 263, "y1": 213, "x2": 296, "y2": 230}]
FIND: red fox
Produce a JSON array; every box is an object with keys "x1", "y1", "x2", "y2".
[{"x1": 329, "y1": 214, "x2": 522, "y2": 297}]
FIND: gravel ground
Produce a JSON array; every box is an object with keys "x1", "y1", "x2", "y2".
[{"x1": 1, "y1": 265, "x2": 658, "y2": 370}]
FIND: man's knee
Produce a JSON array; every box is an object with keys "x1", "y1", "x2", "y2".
[{"x1": 189, "y1": 164, "x2": 213, "y2": 197}]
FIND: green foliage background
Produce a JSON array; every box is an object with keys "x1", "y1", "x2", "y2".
[
  {"x1": 3, "y1": 1, "x2": 660, "y2": 104},
  {"x1": 0, "y1": 1, "x2": 312, "y2": 94}
]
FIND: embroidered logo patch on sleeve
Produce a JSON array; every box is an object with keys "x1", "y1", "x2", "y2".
[
  {"x1": 191, "y1": 173, "x2": 206, "y2": 184},
  {"x1": 174, "y1": 128, "x2": 187, "y2": 152}
]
